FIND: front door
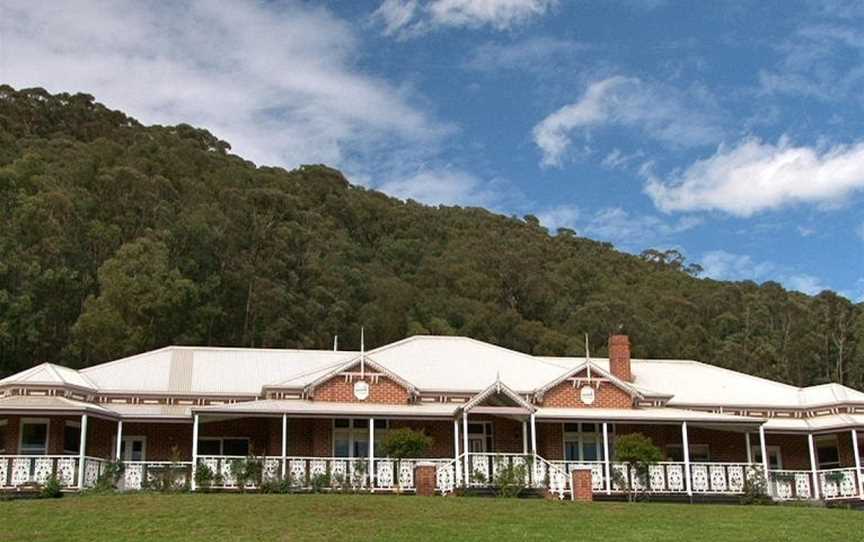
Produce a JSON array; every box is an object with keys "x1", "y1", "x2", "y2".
[
  {"x1": 467, "y1": 422, "x2": 492, "y2": 453},
  {"x1": 121, "y1": 436, "x2": 146, "y2": 462}
]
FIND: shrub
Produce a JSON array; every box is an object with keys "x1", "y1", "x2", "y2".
[
  {"x1": 94, "y1": 461, "x2": 124, "y2": 492},
  {"x1": 614, "y1": 433, "x2": 662, "y2": 502},
  {"x1": 143, "y1": 447, "x2": 188, "y2": 493},
  {"x1": 740, "y1": 465, "x2": 772, "y2": 505},
  {"x1": 492, "y1": 460, "x2": 528, "y2": 498},
  {"x1": 39, "y1": 475, "x2": 63, "y2": 499},
  {"x1": 194, "y1": 463, "x2": 215, "y2": 491},
  {"x1": 381, "y1": 428, "x2": 433, "y2": 459}
]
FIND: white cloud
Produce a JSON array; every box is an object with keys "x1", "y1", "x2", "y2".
[
  {"x1": 464, "y1": 37, "x2": 584, "y2": 72},
  {"x1": 786, "y1": 274, "x2": 829, "y2": 296},
  {"x1": 2, "y1": 0, "x2": 445, "y2": 170},
  {"x1": 372, "y1": 0, "x2": 556, "y2": 38},
  {"x1": 700, "y1": 250, "x2": 775, "y2": 282},
  {"x1": 537, "y1": 205, "x2": 701, "y2": 247},
  {"x1": 377, "y1": 168, "x2": 523, "y2": 210},
  {"x1": 645, "y1": 137, "x2": 864, "y2": 216},
  {"x1": 532, "y1": 76, "x2": 724, "y2": 167}
]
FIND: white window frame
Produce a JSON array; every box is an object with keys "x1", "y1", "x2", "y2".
[
  {"x1": 332, "y1": 419, "x2": 390, "y2": 458},
  {"x1": 666, "y1": 443, "x2": 711, "y2": 462},
  {"x1": 815, "y1": 434, "x2": 840, "y2": 469},
  {"x1": 121, "y1": 436, "x2": 148, "y2": 462},
  {"x1": 562, "y1": 422, "x2": 606, "y2": 462},
  {"x1": 196, "y1": 436, "x2": 250, "y2": 457},
  {"x1": 63, "y1": 421, "x2": 82, "y2": 455},
  {"x1": 0, "y1": 419, "x2": 7, "y2": 453},
  {"x1": 467, "y1": 421, "x2": 493, "y2": 453},
  {"x1": 750, "y1": 444, "x2": 783, "y2": 470},
  {"x1": 19, "y1": 417, "x2": 50, "y2": 455}
]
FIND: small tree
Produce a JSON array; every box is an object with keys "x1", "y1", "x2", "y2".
[
  {"x1": 381, "y1": 428, "x2": 434, "y2": 492},
  {"x1": 614, "y1": 433, "x2": 662, "y2": 502},
  {"x1": 381, "y1": 428, "x2": 433, "y2": 459}
]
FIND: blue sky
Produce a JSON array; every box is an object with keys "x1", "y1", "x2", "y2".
[{"x1": 2, "y1": 0, "x2": 863, "y2": 300}]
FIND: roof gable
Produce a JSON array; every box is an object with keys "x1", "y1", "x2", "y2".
[
  {"x1": 0, "y1": 363, "x2": 95, "y2": 390},
  {"x1": 534, "y1": 360, "x2": 646, "y2": 402}
]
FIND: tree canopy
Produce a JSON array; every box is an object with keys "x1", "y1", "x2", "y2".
[{"x1": 0, "y1": 85, "x2": 861, "y2": 390}]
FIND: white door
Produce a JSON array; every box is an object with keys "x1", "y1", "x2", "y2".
[{"x1": 121, "y1": 437, "x2": 146, "y2": 462}]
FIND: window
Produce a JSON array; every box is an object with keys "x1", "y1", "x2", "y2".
[
  {"x1": 467, "y1": 422, "x2": 493, "y2": 453},
  {"x1": 666, "y1": 444, "x2": 710, "y2": 462},
  {"x1": 751, "y1": 445, "x2": 783, "y2": 470},
  {"x1": 20, "y1": 418, "x2": 49, "y2": 455},
  {"x1": 816, "y1": 435, "x2": 840, "y2": 469},
  {"x1": 64, "y1": 421, "x2": 82, "y2": 454},
  {"x1": 333, "y1": 419, "x2": 391, "y2": 458},
  {"x1": 0, "y1": 419, "x2": 6, "y2": 453},
  {"x1": 120, "y1": 437, "x2": 147, "y2": 462},
  {"x1": 563, "y1": 423, "x2": 606, "y2": 462},
  {"x1": 197, "y1": 437, "x2": 250, "y2": 456}
]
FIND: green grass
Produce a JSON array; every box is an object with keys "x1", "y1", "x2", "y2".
[{"x1": 1, "y1": 493, "x2": 861, "y2": 542}]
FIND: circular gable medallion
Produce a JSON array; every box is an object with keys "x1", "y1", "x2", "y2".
[
  {"x1": 354, "y1": 380, "x2": 370, "y2": 401},
  {"x1": 580, "y1": 385, "x2": 596, "y2": 405}
]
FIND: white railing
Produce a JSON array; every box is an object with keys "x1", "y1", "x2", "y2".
[
  {"x1": 531, "y1": 455, "x2": 569, "y2": 498},
  {"x1": 818, "y1": 467, "x2": 859, "y2": 500},
  {"x1": 551, "y1": 460, "x2": 606, "y2": 492},
  {"x1": 0, "y1": 455, "x2": 109, "y2": 490},
  {"x1": 465, "y1": 453, "x2": 533, "y2": 487},
  {"x1": 768, "y1": 469, "x2": 814, "y2": 500},
  {"x1": 120, "y1": 461, "x2": 193, "y2": 491}
]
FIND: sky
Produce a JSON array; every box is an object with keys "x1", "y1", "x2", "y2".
[{"x1": 1, "y1": 0, "x2": 863, "y2": 300}]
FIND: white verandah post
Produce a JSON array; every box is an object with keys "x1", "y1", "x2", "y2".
[
  {"x1": 281, "y1": 414, "x2": 288, "y2": 479},
  {"x1": 453, "y1": 418, "x2": 461, "y2": 483},
  {"x1": 77, "y1": 414, "x2": 88, "y2": 491},
  {"x1": 522, "y1": 421, "x2": 528, "y2": 454},
  {"x1": 602, "y1": 422, "x2": 611, "y2": 495},
  {"x1": 115, "y1": 420, "x2": 123, "y2": 461},
  {"x1": 759, "y1": 425, "x2": 770, "y2": 496},
  {"x1": 852, "y1": 429, "x2": 863, "y2": 500},
  {"x1": 191, "y1": 414, "x2": 200, "y2": 491},
  {"x1": 808, "y1": 433, "x2": 820, "y2": 500},
  {"x1": 745, "y1": 431, "x2": 752, "y2": 464},
  {"x1": 369, "y1": 417, "x2": 375, "y2": 490},
  {"x1": 462, "y1": 412, "x2": 470, "y2": 485},
  {"x1": 529, "y1": 413, "x2": 537, "y2": 455},
  {"x1": 682, "y1": 421, "x2": 692, "y2": 496}
]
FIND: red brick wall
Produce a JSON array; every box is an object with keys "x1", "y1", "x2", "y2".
[
  {"x1": 542, "y1": 380, "x2": 633, "y2": 409},
  {"x1": 0, "y1": 414, "x2": 115, "y2": 457},
  {"x1": 537, "y1": 422, "x2": 564, "y2": 460},
  {"x1": 764, "y1": 433, "x2": 810, "y2": 470},
  {"x1": 314, "y1": 375, "x2": 410, "y2": 404},
  {"x1": 123, "y1": 422, "x2": 192, "y2": 461}
]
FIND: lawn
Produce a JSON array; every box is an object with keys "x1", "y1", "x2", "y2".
[{"x1": 1, "y1": 493, "x2": 861, "y2": 542}]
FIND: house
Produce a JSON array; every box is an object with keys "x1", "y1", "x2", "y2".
[{"x1": 1, "y1": 334, "x2": 863, "y2": 501}]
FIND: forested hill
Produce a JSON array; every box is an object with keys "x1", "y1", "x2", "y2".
[{"x1": 0, "y1": 85, "x2": 861, "y2": 390}]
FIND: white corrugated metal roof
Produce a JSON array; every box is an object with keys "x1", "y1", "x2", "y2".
[
  {"x1": 194, "y1": 399, "x2": 458, "y2": 417},
  {"x1": 0, "y1": 363, "x2": 96, "y2": 390},
  {"x1": 536, "y1": 407, "x2": 760, "y2": 424},
  {"x1": 0, "y1": 394, "x2": 114, "y2": 416},
  {"x1": 3, "y1": 336, "x2": 864, "y2": 415},
  {"x1": 81, "y1": 346, "x2": 357, "y2": 395}
]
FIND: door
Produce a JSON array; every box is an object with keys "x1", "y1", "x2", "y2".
[
  {"x1": 121, "y1": 437, "x2": 146, "y2": 462},
  {"x1": 467, "y1": 422, "x2": 492, "y2": 453}
]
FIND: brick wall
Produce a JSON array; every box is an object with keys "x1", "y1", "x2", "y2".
[
  {"x1": 122, "y1": 422, "x2": 192, "y2": 460},
  {"x1": 314, "y1": 374, "x2": 410, "y2": 404},
  {"x1": 542, "y1": 379, "x2": 633, "y2": 409}
]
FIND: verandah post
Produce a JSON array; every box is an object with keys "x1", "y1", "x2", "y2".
[
  {"x1": 852, "y1": 429, "x2": 863, "y2": 500},
  {"x1": 453, "y1": 418, "x2": 461, "y2": 483},
  {"x1": 745, "y1": 431, "x2": 752, "y2": 464},
  {"x1": 368, "y1": 417, "x2": 375, "y2": 490},
  {"x1": 522, "y1": 420, "x2": 528, "y2": 454},
  {"x1": 77, "y1": 414, "x2": 88, "y2": 491},
  {"x1": 462, "y1": 412, "x2": 469, "y2": 486},
  {"x1": 281, "y1": 414, "x2": 288, "y2": 480},
  {"x1": 759, "y1": 425, "x2": 770, "y2": 496},
  {"x1": 191, "y1": 414, "x2": 200, "y2": 491},
  {"x1": 115, "y1": 420, "x2": 123, "y2": 461},
  {"x1": 682, "y1": 421, "x2": 692, "y2": 496},
  {"x1": 602, "y1": 422, "x2": 611, "y2": 495},
  {"x1": 808, "y1": 433, "x2": 820, "y2": 500}
]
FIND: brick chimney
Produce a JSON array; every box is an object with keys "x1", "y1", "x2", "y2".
[{"x1": 608, "y1": 334, "x2": 632, "y2": 382}]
